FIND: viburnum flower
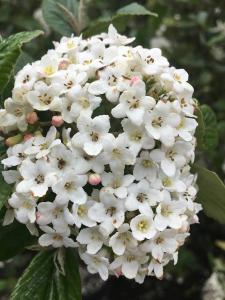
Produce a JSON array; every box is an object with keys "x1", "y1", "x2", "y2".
[{"x1": 0, "y1": 24, "x2": 201, "y2": 283}]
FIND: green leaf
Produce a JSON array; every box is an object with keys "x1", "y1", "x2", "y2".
[
  {"x1": 0, "y1": 221, "x2": 36, "y2": 261},
  {"x1": 201, "y1": 104, "x2": 219, "y2": 150},
  {"x1": 193, "y1": 164, "x2": 225, "y2": 224},
  {"x1": 117, "y1": 2, "x2": 158, "y2": 17},
  {"x1": 0, "y1": 30, "x2": 43, "y2": 94},
  {"x1": 11, "y1": 249, "x2": 81, "y2": 300},
  {"x1": 83, "y1": 2, "x2": 157, "y2": 37},
  {"x1": 195, "y1": 103, "x2": 218, "y2": 151},
  {"x1": 42, "y1": 0, "x2": 79, "y2": 36}
]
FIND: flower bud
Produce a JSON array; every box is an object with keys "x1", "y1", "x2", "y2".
[
  {"x1": 23, "y1": 133, "x2": 33, "y2": 141},
  {"x1": 5, "y1": 134, "x2": 23, "y2": 147},
  {"x1": 51, "y1": 116, "x2": 64, "y2": 127},
  {"x1": 88, "y1": 173, "x2": 101, "y2": 185},
  {"x1": 58, "y1": 59, "x2": 70, "y2": 70},
  {"x1": 26, "y1": 111, "x2": 39, "y2": 124}
]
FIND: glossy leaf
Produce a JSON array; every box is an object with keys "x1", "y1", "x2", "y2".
[
  {"x1": 0, "y1": 30, "x2": 43, "y2": 94},
  {"x1": 11, "y1": 248, "x2": 81, "y2": 300}
]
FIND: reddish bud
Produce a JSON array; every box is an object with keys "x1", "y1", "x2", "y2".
[
  {"x1": 51, "y1": 116, "x2": 64, "y2": 127},
  {"x1": 23, "y1": 133, "x2": 33, "y2": 141},
  {"x1": 26, "y1": 112, "x2": 39, "y2": 124},
  {"x1": 88, "y1": 173, "x2": 101, "y2": 186}
]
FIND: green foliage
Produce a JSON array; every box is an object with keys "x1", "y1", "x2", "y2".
[
  {"x1": 0, "y1": 221, "x2": 36, "y2": 261},
  {"x1": 195, "y1": 104, "x2": 218, "y2": 151},
  {"x1": 42, "y1": 0, "x2": 79, "y2": 36},
  {"x1": 11, "y1": 249, "x2": 81, "y2": 300},
  {"x1": 193, "y1": 164, "x2": 225, "y2": 224},
  {"x1": 0, "y1": 30, "x2": 43, "y2": 95},
  {"x1": 83, "y1": 2, "x2": 157, "y2": 37}
]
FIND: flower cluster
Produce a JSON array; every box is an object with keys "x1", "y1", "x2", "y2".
[{"x1": 0, "y1": 25, "x2": 202, "y2": 282}]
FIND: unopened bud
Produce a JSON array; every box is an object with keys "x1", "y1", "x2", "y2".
[
  {"x1": 23, "y1": 133, "x2": 33, "y2": 141},
  {"x1": 26, "y1": 111, "x2": 39, "y2": 124},
  {"x1": 88, "y1": 173, "x2": 101, "y2": 185},
  {"x1": 58, "y1": 59, "x2": 70, "y2": 70},
  {"x1": 5, "y1": 134, "x2": 23, "y2": 147},
  {"x1": 51, "y1": 116, "x2": 64, "y2": 127}
]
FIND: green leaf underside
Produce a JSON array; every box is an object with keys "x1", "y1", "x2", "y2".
[
  {"x1": 193, "y1": 164, "x2": 225, "y2": 224},
  {"x1": 201, "y1": 104, "x2": 219, "y2": 150},
  {"x1": 0, "y1": 221, "x2": 36, "y2": 261},
  {"x1": 11, "y1": 249, "x2": 81, "y2": 300},
  {"x1": 0, "y1": 30, "x2": 43, "y2": 94},
  {"x1": 195, "y1": 104, "x2": 218, "y2": 151},
  {"x1": 42, "y1": 0, "x2": 79, "y2": 36}
]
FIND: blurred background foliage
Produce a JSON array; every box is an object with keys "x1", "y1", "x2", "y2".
[{"x1": 0, "y1": 0, "x2": 225, "y2": 299}]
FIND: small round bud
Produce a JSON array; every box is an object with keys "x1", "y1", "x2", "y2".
[
  {"x1": 26, "y1": 112, "x2": 39, "y2": 124},
  {"x1": 23, "y1": 133, "x2": 33, "y2": 141},
  {"x1": 88, "y1": 173, "x2": 101, "y2": 185},
  {"x1": 5, "y1": 134, "x2": 23, "y2": 147},
  {"x1": 58, "y1": 59, "x2": 70, "y2": 70},
  {"x1": 51, "y1": 116, "x2": 64, "y2": 127}
]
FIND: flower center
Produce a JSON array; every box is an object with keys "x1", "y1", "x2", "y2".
[
  {"x1": 137, "y1": 220, "x2": 149, "y2": 232},
  {"x1": 35, "y1": 174, "x2": 44, "y2": 184}
]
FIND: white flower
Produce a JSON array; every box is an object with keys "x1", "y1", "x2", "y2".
[
  {"x1": 125, "y1": 179, "x2": 161, "y2": 214},
  {"x1": 112, "y1": 80, "x2": 155, "y2": 126},
  {"x1": 36, "y1": 201, "x2": 74, "y2": 229},
  {"x1": 161, "y1": 67, "x2": 194, "y2": 94},
  {"x1": 80, "y1": 251, "x2": 109, "y2": 280},
  {"x1": 101, "y1": 171, "x2": 134, "y2": 199},
  {"x1": 148, "y1": 259, "x2": 164, "y2": 279},
  {"x1": 109, "y1": 224, "x2": 138, "y2": 255},
  {"x1": 77, "y1": 227, "x2": 105, "y2": 254},
  {"x1": 88, "y1": 193, "x2": 125, "y2": 235},
  {"x1": 150, "y1": 141, "x2": 194, "y2": 177},
  {"x1": 72, "y1": 200, "x2": 96, "y2": 228},
  {"x1": 2, "y1": 139, "x2": 33, "y2": 167},
  {"x1": 130, "y1": 213, "x2": 156, "y2": 241},
  {"x1": 133, "y1": 150, "x2": 158, "y2": 181},
  {"x1": 26, "y1": 81, "x2": 62, "y2": 111},
  {"x1": 110, "y1": 249, "x2": 148, "y2": 279},
  {"x1": 16, "y1": 159, "x2": 56, "y2": 197},
  {"x1": 24, "y1": 126, "x2": 61, "y2": 159},
  {"x1": 141, "y1": 230, "x2": 178, "y2": 262},
  {"x1": 154, "y1": 197, "x2": 186, "y2": 231},
  {"x1": 39, "y1": 225, "x2": 77, "y2": 248},
  {"x1": 102, "y1": 134, "x2": 136, "y2": 173},
  {"x1": 52, "y1": 170, "x2": 87, "y2": 205},
  {"x1": 121, "y1": 118, "x2": 155, "y2": 155},
  {"x1": 137, "y1": 46, "x2": 169, "y2": 75},
  {"x1": 8, "y1": 193, "x2": 36, "y2": 224},
  {"x1": 72, "y1": 114, "x2": 112, "y2": 156},
  {"x1": 144, "y1": 101, "x2": 181, "y2": 147}
]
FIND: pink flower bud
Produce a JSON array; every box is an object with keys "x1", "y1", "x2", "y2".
[
  {"x1": 26, "y1": 112, "x2": 39, "y2": 124},
  {"x1": 130, "y1": 76, "x2": 141, "y2": 86},
  {"x1": 23, "y1": 133, "x2": 33, "y2": 141},
  {"x1": 51, "y1": 116, "x2": 64, "y2": 127},
  {"x1": 58, "y1": 59, "x2": 70, "y2": 70},
  {"x1": 88, "y1": 173, "x2": 101, "y2": 185},
  {"x1": 5, "y1": 134, "x2": 23, "y2": 147}
]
